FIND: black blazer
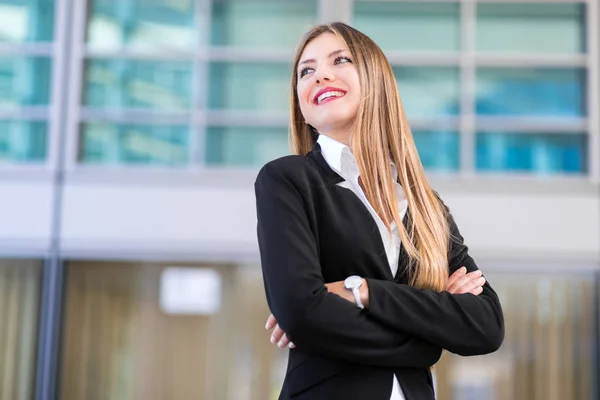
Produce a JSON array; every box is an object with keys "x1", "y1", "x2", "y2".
[{"x1": 255, "y1": 142, "x2": 504, "y2": 400}]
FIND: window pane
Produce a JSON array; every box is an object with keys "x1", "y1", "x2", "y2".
[
  {"x1": 435, "y1": 272, "x2": 596, "y2": 400},
  {"x1": 87, "y1": 0, "x2": 195, "y2": 50},
  {"x1": 477, "y1": 4, "x2": 586, "y2": 54},
  {"x1": 394, "y1": 67, "x2": 459, "y2": 118},
  {"x1": 353, "y1": 2, "x2": 460, "y2": 52},
  {"x1": 476, "y1": 68, "x2": 586, "y2": 117},
  {"x1": 0, "y1": 57, "x2": 52, "y2": 107},
  {"x1": 206, "y1": 127, "x2": 289, "y2": 166},
  {"x1": 208, "y1": 63, "x2": 289, "y2": 111},
  {"x1": 413, "y1": 130, "x2": 459, "y2": 172},
  {"x1": 84, "y1": 59, "x2": 193, "y2": 110},
  {"x1": 0, "y1": 120, "x2": 47, "y2": 163},
  {"x1": 80, "y1": 123, "x2": 189, "y2": 166},
  {"x1": 211, "y1": 0, "x2": 317, "y2": 48},
  {"x1": 0, "y1": 0, "x2": 54, "y2": 42},
  {"x1": 0, "y1": 259, "x2": 43, "y2": 400},
  {"x1": 476, "y1": 132, "x2": 587, "y2": 174}
]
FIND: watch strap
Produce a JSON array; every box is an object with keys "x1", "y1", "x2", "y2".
[{"x1": 352, "y1": 287, "x2": 364, "y2": 309}]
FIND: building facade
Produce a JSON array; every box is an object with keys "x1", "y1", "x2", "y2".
[{"x1": 0, "y1": 0, "x2": 598, "y2": 399}]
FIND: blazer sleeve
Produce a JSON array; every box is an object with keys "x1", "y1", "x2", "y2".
[
  {"x1": 255, "y1": 161, "x2": 442, "y2": 368},
  {"x1": 365, "y1": 201, "x2": 505, "y2": 356}
]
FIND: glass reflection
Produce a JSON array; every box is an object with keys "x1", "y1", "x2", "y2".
[
  {"x1": 80, "y1": 123, "x2": 189, "y2": 166},
  {"x1": 84, "y1": 59, "x2": 193, "y2": 110},
  {"x1": 205, "y1": 126, "x2": 289, "y2": 167},
  {"x1": 0, "y1": 120, "x2": 47, "y2": 163},
  {"x1": 476, "y1": 132, "x2": 587, "y2": 174},
  {"x1": 477, "y1": 68, "x2": 586, "y2": 117},
  {"x1": 211, "y1": 0, "x2": 317, "y2": 48},
  {"x1": 208, "y1": 62, "x2": 289, "y2": 111},
  {"x1": 87, "y1": 0, "x2": 195, "y2": 50},
  {"x1": 477, "y1": 3, "x2": 586, "y2": 54},
  {"x1": 353, "y1": 1, "x2": 460, "y2": 52},
  {"x1": 394, "y1": 67, "x2": 460, "y2": 119},
  {"x1": 0, "y1": 57, "x2": 52, "y2": 107},
  {"x1": 413, "y1": 130, "x2": 459, "y2": 172},
  {"x1": 0, "y1": 0, "x2": 54, "y2": 43}
]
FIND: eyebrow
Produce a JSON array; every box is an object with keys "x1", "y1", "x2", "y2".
[{"x1": 298, "y1": 49, "x2": 348, "y2": 67}]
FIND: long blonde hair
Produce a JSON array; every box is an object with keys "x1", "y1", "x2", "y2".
[{"x1": 290, "y1": 22, "x2": 450, "y2": 292}]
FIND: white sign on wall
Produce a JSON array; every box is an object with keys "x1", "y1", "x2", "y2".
[{"x1": 159, "y1": 267, "x2": 222, "y2": 315}]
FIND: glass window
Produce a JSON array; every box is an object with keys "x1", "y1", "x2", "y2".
[
  {"x1": 394, "y1": 67, "x2": 460, "y2": 119},
  {"x1": 413, "y1": 130, "x2": 459, "y2": 172},
  {"x1": 211, "y1": 0, "x2": 318, "y2": 48},
  {"x1": 477, "y1": 4, "x2": 586, "y2": 54},
  {"x1": 0, "y1": 259, "x2": 43, "y2": 399},
  {"x1": 0, "y1": 57, "x2": 52, "y2": 107},
  {"x1": 79, "y1": 123, "x2": 189, "y2": 166},
  {"x1": 435, "y1": 272, "x2": 596, "y2": 400},
  {"x1": 476, "y1": 132, "x2": 587, "y2": 175},
  {"x1": 205, "y1": 126, "x2": 289, "y2": 167},
  {"x1": 60, "y1": 262, "x2": 282, "y2": 400},
  {"x1": 86, "y1": 0, "x2": 196, "y2": 50},
  {"x1": 208, "y1": 62, "x2": 289, "y2": 111},
  {"x1": 476, "y1": 68, "x2": 586, "y2": 117},
  {"x1": 83, "y1": 59, "x2": 193, "y2": 110},
  {"x1": 0, "y1": 120, "x2": 47, "y2": 163},
  {"x1": 353, "y1": 2, "x2": 460, "y2": 52},
  {"x1": 0, "y1": 0, "x2": 55, "y2": 42}
]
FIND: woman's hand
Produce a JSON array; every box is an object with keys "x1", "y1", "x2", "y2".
[
  {"x1": 447, "y1": 267, "x2": 486, "y2": 295},
  {"x1": 265, "y1": 266, "x2": 485, "y2": 349},
  {"x1": 265, "y1": 313, "x2": 295, "y2": 349}
]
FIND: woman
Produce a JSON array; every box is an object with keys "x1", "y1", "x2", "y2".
[{"x1": 255, "y1": 22, "x2": 504, "y2": 400}]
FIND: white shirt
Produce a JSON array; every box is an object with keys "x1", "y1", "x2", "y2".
[{"x1": 317, "y1": 134, "x2": 408, "y2": 400}]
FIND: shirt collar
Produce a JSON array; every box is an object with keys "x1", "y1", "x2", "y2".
[
  {"x1": 316, "y1": 134, "x2": 348, "y2": 176},
  {"x1": 316, "y1": 134, "x2": 398, "y2": 180}
]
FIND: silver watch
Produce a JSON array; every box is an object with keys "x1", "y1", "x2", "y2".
[{"x1": 343, "y1": 275, "x2": 364, "y2": 309}]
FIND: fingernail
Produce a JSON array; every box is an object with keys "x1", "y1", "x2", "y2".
[
  {"x1": 278, "y1": 341, "x2": 285, "y2": 348},
  {"x1": 461, "y1": 267, "x2": 467, "y2": 272},
  {"x1": 270, "y1": 336, "x2": 275, "y2": 344},
  {"x1": 265, "y1": 322, "x2": 270, "y2": 330},
  {"x1": 289, "y1": 343, "x2": 296, "y2": 349}
]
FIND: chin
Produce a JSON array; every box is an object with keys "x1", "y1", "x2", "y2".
[{"x1": 315, "y1": 114, "x2": 355, "y2": 130}]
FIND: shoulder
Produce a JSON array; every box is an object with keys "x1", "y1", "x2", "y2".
[{"x1": 255, "y1": 154, "x2": 316, "y2": 189}]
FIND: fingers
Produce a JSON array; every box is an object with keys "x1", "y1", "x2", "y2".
[
  {"x1": 270, "y1": 325, "x2": 295, "y2": 349},
  {"x1": 447, "y1": 266, "x2": 467, "y2": 289},
  {"x1": 266, "y1": 314, "x2": 295, "y2": 349},
  {"x1": 270, "y1": 323, "x2": 285, "y2": 344},
  {"x1": 265, "y1": 313, "x2": 277, "y2": 330},
  {"x1": 447, "y1": 268, "x2": 478, "y2": 293},
  {"x1": 459, "y1": 276, "x2": 486, "y2": 295},
  {"x1": 447, "y1": 268, "x2": 485, "y2": 295}
]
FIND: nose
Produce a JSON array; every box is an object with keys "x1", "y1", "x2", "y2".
[{"x1": 315, "y1": 66, "x2": 335, "y2": 85}]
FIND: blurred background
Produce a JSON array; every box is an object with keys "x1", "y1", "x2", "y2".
[{"x1": 0, "y1": 0, "x2": 599, "y2": 399}]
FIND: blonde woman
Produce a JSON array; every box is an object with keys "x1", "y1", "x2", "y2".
[{"x1": 255, "y1": 22, "x2": 504, "y2": 400}]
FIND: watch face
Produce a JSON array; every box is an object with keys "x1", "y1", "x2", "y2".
[{"x1": 344, "y1": 275, "x2": 362, "y2": 289}]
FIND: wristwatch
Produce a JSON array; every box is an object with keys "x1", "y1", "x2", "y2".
[{"x1": 344, "y1": 275, "x2": 365, "y2": 309}]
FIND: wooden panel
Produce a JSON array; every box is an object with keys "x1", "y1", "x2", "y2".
[
  {"x1": 0, "y1": 260, "x2": 42, "y2": 400},
  {"x1": 435, "y1": 273, "x2": 596, "y2": 400}
]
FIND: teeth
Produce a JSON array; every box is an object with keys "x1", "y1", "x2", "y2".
[{"x1": 317, "y1": 91, "x2": 345, "y2": 104}]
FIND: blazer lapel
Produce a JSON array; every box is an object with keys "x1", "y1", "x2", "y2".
[
  {"x1": 311, "y1": 140, "x2": 412, "y2": 283},
  {"x1": 308, "y1": 142, "x2": 345, "y2": 185}
]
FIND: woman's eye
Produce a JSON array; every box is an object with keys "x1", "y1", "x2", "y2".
[
  {"x1": 299, "y1": 67, "x2": 313, "y2": 78},
  {"x1": 334, "y1": 56, "x2": 352, "y2": 65}
]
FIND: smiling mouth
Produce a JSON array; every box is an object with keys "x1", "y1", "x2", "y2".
[{"x1": 314, "y1": 90, "x2": 347, "y2": 105}]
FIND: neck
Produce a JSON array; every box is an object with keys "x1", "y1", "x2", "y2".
[{"x1": 319, "y1": 129, "x2": 350, "y2": 146}]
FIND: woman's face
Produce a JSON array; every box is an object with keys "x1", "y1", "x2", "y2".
[{"x1": 296, "y1": 33, "x2": 361, "y2": 139}]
